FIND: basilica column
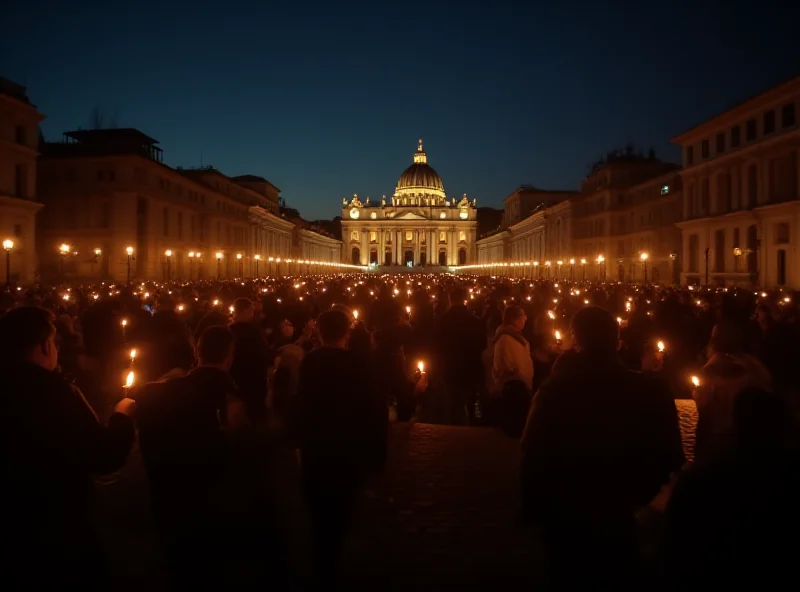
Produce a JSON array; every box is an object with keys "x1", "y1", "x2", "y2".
[
  {"x1": 379, "y1": 230, "x2": 385, "y2": 266},
  {"x1": 395, "y1": 229, "x2": 401, "y2": 264},
  {"x1": 414, "y1": 231, "x2": 420, "y2": 266},
  {"x1": 361, "y1": 229, "x2": 368, "y2": 266}
]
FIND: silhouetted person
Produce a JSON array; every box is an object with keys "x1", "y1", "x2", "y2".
[
  {"x1": 521, "y1": 306, "x2": 684, "y2": 591},
  {"x1": 135, "y1": 325, "x2": 249, "y2": 590},
  {"x1": 294, "y1": 309, "x2": 388, "y2": 586},
  {"x1": 664, "y1": 387, "x2": 800, "y2": 589},
  {"x1": 436, "y1": 286, "x2": 485, "y2": 424},
  {"x1": 1, "y1": 306, "x2": 136, "y2": 590},
  {"x1": 229, "y1": 297, "x2": 270, "y2": 421}
]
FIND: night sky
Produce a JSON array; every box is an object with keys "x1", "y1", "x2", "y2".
[{"x1": 2, "y1": 1, "x2": 798, "y2": 220}]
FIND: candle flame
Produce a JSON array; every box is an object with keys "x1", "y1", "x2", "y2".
[
  {"x1": 417, "y1": 360, "x2": 425, "y2": 373},
  {"x1": 353, "y1": 309, "x2": 359, "y2": 319},
  {"x1": 691, "y1": 375, "x2": 700, "y2": 387},
  {"x1": 129, "y1": 348, "x2": 137, "y2": 360},
  {"x1": 555, "y1": 330, "x2": 562, "y2": 341},
  {"x1": 121, "y1": 319, "x2": 128, "y2": 327},
  {"x1": 125, "y1": 370, "x2": 135, "y2": 388},
  {"x1": 405, "y1": 305, "x2": 411, "y2": 314},
  {"x1": 657, "y1": 340, "x2": 665, "y2": 353}
]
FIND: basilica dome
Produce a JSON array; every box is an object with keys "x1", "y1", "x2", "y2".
[{"x1": 395, "y1": 139, "x2": 446, "y2": 199}]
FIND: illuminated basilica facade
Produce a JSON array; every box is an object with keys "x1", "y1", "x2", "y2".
[{"x1": 341, "y1": 140, "x2": 478, "y2": 267}]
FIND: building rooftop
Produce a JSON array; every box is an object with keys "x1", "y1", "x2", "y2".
[
  {"x1": 43, "y1": 128, "x2": 163, "y2": 161},
  {"x1": 0, "y1": 77, "x2": 32, "y2": 105}
]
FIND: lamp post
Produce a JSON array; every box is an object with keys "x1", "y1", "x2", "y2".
[
  {"x1": 125, "y1": 246, "x2": 134, "y2": 285},
  {"x1": 216, "y1": 252, "x2": 223, "y2": 280},
  {"x1": 3, "y1": 239, "x2": 13, "y2": 289},
  {"x1": 580, "y1": 258, "x2": 587, "y2": 281},
  {"x1": 236, "y1": 253, "x2": 243, "y2": 277},
  {"x1": 557, "y1": 260, "x2": 563, "y2": 279},
  {"x1": 92, "y1": 248, "x2": 102, "y2": 278},
  {"x1": 670, "y1": 252, "x2": 678, "y2": 285},
  {"x1": 254, "y1": 254, "x2": 260, "y2": 278},
  {"x1": 640, "y1": 252, "x2": 649, "y2": 285},
  {"x1": 165, "y1": 249, "x2": 173, "y2": 282},
  {"x1": 533, "y1": 260, "x2": 539, "y2": 279},
  {"x1": 59, "y1": 243, "x2": 71, "y2": 280},
  {"x1": 268, "y1": 256, "x2": 274, "y2": 278},
  {"x1": 188, "y1": 251, "x2": 195, "y2": 281},
  {"x1": 597, "y1": 254, "x2": 605, "y2": 281},
  {"x1": 569, "y1": 258, "x2": 575, "y2": 282},
  {"x1": 545, "y1": 260, "x2": 551, "y2": 279}
]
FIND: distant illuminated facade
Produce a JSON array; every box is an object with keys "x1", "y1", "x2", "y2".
[{"x1": 340, "y1": 140, "x2": 478, "y2": 267}]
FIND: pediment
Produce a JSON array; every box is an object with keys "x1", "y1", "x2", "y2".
[{"x1": 395, "y1": 211, "x2": 427, "y2": 220}]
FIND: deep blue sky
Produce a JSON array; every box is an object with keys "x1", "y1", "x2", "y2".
[{"x1": 2, "y1": 1, "x2": 798, "y2": 220}]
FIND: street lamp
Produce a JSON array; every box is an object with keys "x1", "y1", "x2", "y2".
[
  {"x1": 125, "y1": 246, "x2": 134, "y2": 285},
  {"x1": 640, "y1": 252, "x2": 649, "y2": 284},
  {"x1": 597, "y1": 254, "x2": 605, "y2": 281},
  {"x1": 165, "y1": 249, "x2": 173, "y2": 282},
  {"x1": 254, "y1": 254, "x2": 260, "y2": 278},
  {"x1": 59, "y1": 243, "x2": 71, "y2": 279},
  {"x1": 3, "y1": 239, "x2": 13, "y2": 288},
  {"x1": 545, "y1": 260, "x2": 551, "y2": 279},
  {"x1": 557, "y1": 260, "x2": 563, "y2": 279},
  {"x1": 188, "y1": 251, "x2": 195, "y2": 281},
  {"x1": 569, "y1": 258, "x2": 575, "y2": 281},
  {"x1": 236, "y1": 252, "x2": 243, "y2": 277},
  {"x1": 216, "y1": 251, "x2": 223, "y2": 280},
  {"x1": 580, "y1": 258, "x2": 587, "y2": 281},
  {"x1": 92, "y1": 247, "x2": 102, "y2": 277}
]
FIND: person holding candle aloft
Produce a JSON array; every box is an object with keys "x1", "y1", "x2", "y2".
[{"x1": 1, "y1": 305, "x2": 136, "y2": 589}]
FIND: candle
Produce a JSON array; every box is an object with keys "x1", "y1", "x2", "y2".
[
  {"x1": 417, "y1": 360, "x2": 425, "y2": 373},
  {"x1": 547, "y1": 310, "x2": 556, "y2": 320},
  {"x1": 353, "y1": 309, "x2": 359, "y2": 320},
  {"x1": 125, "y1": 370, "x2": 135, "y2": 389},
  {"x1": 129, "y1": 348, "x2": 137, "y2": 361},
  {"x1": 405, "y1": 305, "x2": 411, "y2": 315},
  {"x1": 691, "y1": 375, "x2": 700, "y2": 387},
  {"x1": 177, "y1": 304, "x2": 185, "y2": 312},
  {"x1": 657, "y1": 340, "x2": 665, "y2": 353},
  {"x1": 213, "y1": 299, "x2": 220, "y2": 306},
  {"x1": 555, "y1": 330, "x2": 562, "y2": 345}
]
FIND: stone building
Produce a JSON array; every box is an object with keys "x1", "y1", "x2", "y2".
[
  {"x1": 340, "y1": 140, "x2": 477, "y2": 267},
  {"x1": 37, "y1": 128, "x2": 343, "y2": 282},
  {"x1": 674, "y1": 75, "x2": 800, "y2": 288},
  {"x1": 0, "y1": 77, "x2": 45, "y2": 283}
]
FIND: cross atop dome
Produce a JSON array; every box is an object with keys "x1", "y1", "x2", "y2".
[{"x1": 413, "y1": 138, "x2": 427, "y2": 164}]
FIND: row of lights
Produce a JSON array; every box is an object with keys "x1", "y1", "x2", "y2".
[
  {"x1": 455, "y1": 255, "x2": 609, "y2": 270},
  {"x1": 56, "y1": 244, "x2": 365, "y2": 270}
]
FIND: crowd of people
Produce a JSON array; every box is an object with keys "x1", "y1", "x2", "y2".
[{"x1": 2, "y1": 273, "x2": 800, "y2": 590}]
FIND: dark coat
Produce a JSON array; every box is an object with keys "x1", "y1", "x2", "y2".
[
  {"x1": 229, "y1": 321, "x2": 270, "y2": 420},
  {"x1": 294, "y1": 346, "x2": 388, "y2": 482},
  {"x1": 436, "y1": 304, "x2": 485, "y2": 388},
  {"x1": 2, "y1": 362, "x2": 134, "y2": 583},
  {"x1": 521, "y1": 353, "x2": 685, "y2": 520}
]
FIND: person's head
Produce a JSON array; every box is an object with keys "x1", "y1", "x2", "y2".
[
  {"x1": 502, "y1": 305, "x2": 527, "y2": 331},
  {"x1": 317, "y1": 309, "x2": 350, "y2": 348},
  {"x1": 196, "y1": 325, "x2": 235, "y2": 371},
  {"x1": 709, "y1": 321, "x2": 745, "y2": 355},
  {"x1": 277, "y1": 319, "x2": 294, "y2": 338},
  {"x1": 449, "y1": 286, "x2": 468, "y2": 306},
  {"x1": 570, "y1": 306, "x2": 618, "y2": 355},
  {"x1": 232, "y1": 297, "x2": 254, "y2": 323},
  {"x1": 0, "y1": 306, "x2": 59, "y2": 370}
]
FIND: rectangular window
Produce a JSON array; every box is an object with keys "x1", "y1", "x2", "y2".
[
  {"x1": 439, "y1": 232, "x2": 446, "y2": 242},
  {"x1": 746, "y1": 119, "x2": 757, "y2": 141},
  {"x1": 716, "y1": 132, "x2": 725, "y2": 154},
  {"x1": 701, "y1": 140, "x2": 709, "y2": 159},
  {"x1": 459, "y1": 231, "x2": 466, "y2": 242},
  {"x1": 686, "y1": 146, "x2": 694, "y2": 166},
  {"x1": 370, "y1": 231, "x2": 376, "y2": 242},
  {"x1": 763, "y1": 110, "x2": 775, "y2": 134},
  {"x1": 163, "y1": 207, "x2": 169, "y2": 236},
  {"x1": 730, "y1": 125, "x2": 741, "y2": 147},
  {"x1": 405, "y1": 231, "x2": 413, "y2": 242},
  {"x1": 782, "y1": 103, "x2": 796, "y2": 128}
]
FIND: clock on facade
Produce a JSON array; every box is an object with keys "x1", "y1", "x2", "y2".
[
  {"x1": 350, "y1": 208, "x2": 360, "y2": 219},
  {"x1": 459, "y1": 210, "x2": 468, "y2": 220}
]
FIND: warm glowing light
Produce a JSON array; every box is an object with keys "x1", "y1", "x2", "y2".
[
  {"x1": 554, "y1": 330, "x2": 562, "y2": 342},
  {"x1": 126, "y1": 246, "x2": 134, "y2": 256},
  {"x1": 165, "y1": 249, "x2": 172, "y2": 257},
  {"x1": 62, "y1": 294, "x2": 70, "y2": 301},
  {"x1": 640, "y1": 252, "x2": 649, "y2": 261},
  {"x1": 583, "y1": 299, "x2": 589, "y2": 304},
  {"x1": 121, "y1": 319, "x2": 128, "y2": 327},
  {"x1": 657, "y1": 341, "x2": 665, "y2": 353},
  {"x1": 547, "y1": 310, "x2": 556, "y2": 320},
  {"x1": 417, "y1": 360, "x2": 425, "y2": 373},
  {"x1": 177, "y1": 304, "x2": 185, "y2": 312},
  {"x1": 625, "y1": 301, "x2": 632, "y2": 311},
  {"x1": 144, "y1": 292, "x2": 150, "y2": 299},
  {"x1": 94, "y1": 248, "x2": 102, "y2": 256},
  {"x1": 229, "y1": 305, "x2": 234, "y2": 314},
  {"x1": 545, "y1": 260, "x2": 551, "y2": 267},
  {"x1": 691, "y1": 375, "x2": 700, "y2": 387},
  {"x1": 188, "y1": 251, "x2": 195, "y2": 258},
  {"x1": 616, "y1": 317, "x2": 623, "y2": 325},
  {"x1": 125, "y1": 371, "x2": 135, "y2": 389},
  {"x1": 580, "y1": 258, "x2": 587, "y2": 265},
  {"x1": 130, "y1": 348, "x2": 137, "y2": 360},
  {"x1": 533, "y1": 261, "x2": 539, "y2": 267},
  {"x1": 254, "y1": 254, "x2": 260, "y2": 260},
  {"x1": 216, "y1": 252, "x2": 223, "y2": 260},
  {"x1": 353, "y1": 309, "x2": 359, "y2": 320},
  {"x1": 569, "y1": 258, "x2": 575, "y2": 265},
  {"x1": 557, "y1": 260, "x2": 563, "y2": 266},
  {"x1": 213, "y1": 299, "x2": 220, "y2": 306},
  {"x1": 236, "y1": 253, "x2": 242, "y2": 260},
  {"x1": 597, "y1": 255, "x2": 605, "y2": 263},
  {"x1": 59, "y1": 243, "x2": 71, "y2": 254},
  {"x1": 2, "y1": 239, "x2": 13, "y2": 251}
]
